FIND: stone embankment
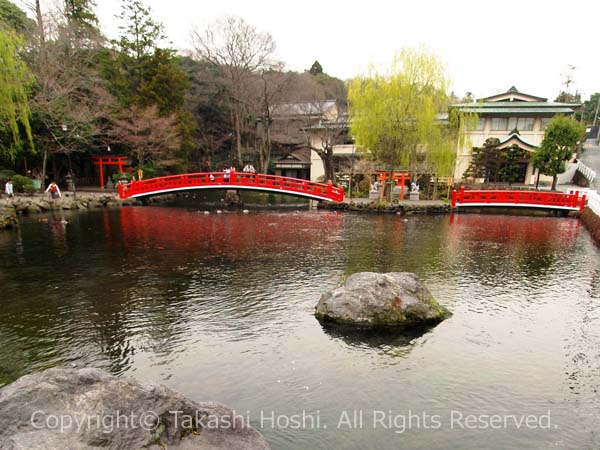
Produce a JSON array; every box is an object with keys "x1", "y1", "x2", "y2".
[
  {"x1": 0, "y1": 192, "x2": 174, "y2": 230},
  {"x1": 319, "y1": 199, "x2": 451, "y2": 215},
  {"x1": 581, "y1": 207, "x2": 600, "y2": 245}
]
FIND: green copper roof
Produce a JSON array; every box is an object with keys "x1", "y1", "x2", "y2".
[
  {"x1": 453, "y1": 102, "x2": 579, "y2": 108},
  {"x1": 451, "y1": 102, "x2": 578, "y2": 115}
]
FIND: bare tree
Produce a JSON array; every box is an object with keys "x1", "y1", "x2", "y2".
[
  {"x1": 302, "y1": 109, "x2": 348, "y2": 182},
  {"x1": 191, "y1": 15, "x2": 277, "y2": 166},
  {"x1": 25, "y1": 4, "x2": 114, "y2": 187},
  {"x1": 250, "y1": 68, "x2": 292, "y2": 173},
  {"x1": 108, "y1": 105, "x2": 180, "y2": 166},
  {"x1": 265, "y1": 72, "x2": 348, "y2": 181}
]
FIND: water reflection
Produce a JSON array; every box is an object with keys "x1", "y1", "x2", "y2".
[
  {"x1": 1, "y1": 208, "x2": 599, "y2": 449},
  {"x1": 319, "y1": 322, "x2": 433, "y2": 353}
]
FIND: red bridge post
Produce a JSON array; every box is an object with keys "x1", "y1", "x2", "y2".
[
  {"x1": 451, "y1": 189, "x2": 457, "y2": 208},
  {"x1": 580, "y1": 194, "x2": 587, "y2": 212}
]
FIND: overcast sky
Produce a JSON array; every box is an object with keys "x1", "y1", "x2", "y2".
[{"x1": 35, "y1": 0, "x2": 600, "y2": 101}]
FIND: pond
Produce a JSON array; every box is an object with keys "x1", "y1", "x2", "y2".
[{"x1": 1, "y1": 204, "x2": 599, "y2": 449}]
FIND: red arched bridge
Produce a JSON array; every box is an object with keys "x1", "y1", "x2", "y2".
[
  {"x1": 451, "y1": 187, "x2": 587, "y2": 211},
  {"x1": 118, "y1": 172, "x2": 344, "y2": 203}
]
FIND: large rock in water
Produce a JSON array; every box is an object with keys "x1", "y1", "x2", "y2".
[
  {"x1": 0, "y1": 368, "x2": 269, "y2": 450},
  {"x1": 315, "y1": 272, "x2": 451, "y2": 328}
]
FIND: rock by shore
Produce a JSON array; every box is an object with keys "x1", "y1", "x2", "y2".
[
  {"x1": 0, "y1": 368, "x2": 270, "y2": 450},
  {"x1": 315, "y1": 272, "x2": 451, "y2": 328}
]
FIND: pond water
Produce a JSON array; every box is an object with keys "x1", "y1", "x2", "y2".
[{"x1": 1, "y1": 204, "x2": 599, "y2": 449}]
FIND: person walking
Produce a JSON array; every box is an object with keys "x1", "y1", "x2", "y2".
[
  {"x1": 4, "y1": 179, "x2": 14, "y2": 198},
  {"x1": 45, "y1": 181, "x2": 61, "y2": 201}
]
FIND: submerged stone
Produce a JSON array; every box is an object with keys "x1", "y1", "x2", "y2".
[{"x1": 315, "y1": 272, "x2": 451, "y2": 328}]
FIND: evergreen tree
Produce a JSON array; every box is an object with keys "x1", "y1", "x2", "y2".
[
  {"x1": 0, "y1": 0, "x2": 33, "y2": 33},
  {"x1": 498, "y1": 145, "x2": 527, "y2": 186},
  {"x1": 533, "y1": 115, "x2": 585, "y2": 190},
  {"x1": 309, "y1": 60, "x2": 323, "y2": 75},
  {"x1": 114, "y1": 0, "x2": 165, "y2": 93},
  {"x1": 64, "y1": 0, "x2": 98, "y2": 28}
]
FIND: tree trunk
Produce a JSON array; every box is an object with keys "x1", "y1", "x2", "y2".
[
  {"x1": 234, "y1": 107, "x2": 243, "y2": 166},
  {"x1": 551, "y1": 174, "x2": 557, "y2": 191},
  {"x1": 40, "y1": 149, "x2": 48, "y2": 192},
  {"x1": 387, "y1": 167, "x2": 394, "y2": 202},
  {"x1": 263, "y1": 120, "x2": 272, "y2": 174},
  {"x1": 323, "y1": 153, "x2": 334, "y2": 184},
  {"x1": 535, "y1": 169, "x2": 540, "y2": 190},
  {"x1": 35, "y1": 0, "x2": 45, "y2": 44}
]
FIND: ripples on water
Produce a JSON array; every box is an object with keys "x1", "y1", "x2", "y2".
[{"x1": 1, "y1": 206, "x2": 599, "y2": 449}]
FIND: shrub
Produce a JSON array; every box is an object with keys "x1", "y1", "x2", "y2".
[
  {"x1": 23, "y1": 184, "x2": 38, "y2": 194},
  {"x1": 0, "y1": 169, "x2": 16, "y2": 185},
  {"x1": 12, "y1": 175, "x2": 33, "y2": 193},
  {"x1": 111, "y1": 172, "x2": 133, "y2": 183}
]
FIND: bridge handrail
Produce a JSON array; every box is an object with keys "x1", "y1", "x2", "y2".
[
  {"x1": 451, "y1": 186, "x2": 586, "y2": 211},
  {"x1": 118, "y1": 172, "x2": 344, "y2": 202}
]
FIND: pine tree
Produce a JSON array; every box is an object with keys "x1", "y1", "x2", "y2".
[{"x1": 309, "y1": 60, "x2": 323, "y2": 75}]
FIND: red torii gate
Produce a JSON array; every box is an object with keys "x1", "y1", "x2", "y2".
[
  {"x1": 92, "y1": 155, "x2": 130, "y2": 188},
  {"x1": 377, "y1": 170, "x2": 410, "y2": 200}
]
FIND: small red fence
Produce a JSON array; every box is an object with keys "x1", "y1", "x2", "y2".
[
  {"x1": 118, "y1": 172, "x2": 344, "y2": 203},
  {"x1": 451, "y1": 187, "x2": 586, "y2": 211}
]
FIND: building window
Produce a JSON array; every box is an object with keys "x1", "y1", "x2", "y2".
[
  {"x1": 507, "y1": 117, "x2": 535, "y2": 131},
  {"x1": 518, "y1": 117, "x2": 534, "y2": 131},
  {"x1": 491, "y1": 117, "x2": 508, "y2": 131},
  {"x1": 540, "y1": 118, "x2": 551, "y2": 130},
  {"x1": 467, "y1": 117, "x2": 486, "y2": 131}
]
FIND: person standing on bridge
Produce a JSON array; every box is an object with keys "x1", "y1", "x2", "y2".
[{"x1": 223, "y1": 167, "x2": 231, "y2": 182}]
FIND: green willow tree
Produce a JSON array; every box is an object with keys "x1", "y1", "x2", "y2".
[
  {"x1": 348, "y1": 46, "x2": 461, "y2": 200},
  {"x1": 533, "y1": 115, "x2": 585, "y2": 190},
  {"x1": 0, "y1": 26, "x2": 34, "y2": 160}
]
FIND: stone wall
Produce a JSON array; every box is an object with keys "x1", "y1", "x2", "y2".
[
  {"x1": 0, "y1": 193, "x2": 140, "y2": 230},
  {"x1": 581, "y1": 207, "x2": 600, "y2": 246}
]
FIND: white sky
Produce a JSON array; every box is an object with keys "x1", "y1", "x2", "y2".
[{"x1": 33, "y1": 0, "x2": 600, "y2": 101}]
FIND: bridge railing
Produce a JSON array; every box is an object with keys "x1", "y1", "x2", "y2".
[
  {"x1": 118, "y1": 172, "x2": 344, "y2": 202},
  {"x1": 451, "y1": 186, "x2": 586, "y2": 211}
]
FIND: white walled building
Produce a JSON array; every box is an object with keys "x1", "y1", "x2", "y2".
[{"x1": 453, "y1": 86, "x2": 580, "y2": 184}]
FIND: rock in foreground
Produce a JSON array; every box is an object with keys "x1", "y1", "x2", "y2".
[
  {"x1": 315, "y1": 272, "x2": 451, "y2": 328},
  {"x1": 0, "y1": 368, "x2": 269, "y2": 450}
]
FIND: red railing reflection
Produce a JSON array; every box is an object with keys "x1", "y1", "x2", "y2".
[
  {"x1": 116, "y1": 208, "x2": 344, "y2": 259},
  {"x1": 118, "y1": 172, "x2": 344, "y2": 203},
  {"x1": 448, "y1": 213, "x2": 581, "y2": 246},
  {"x1": 451, "y1": 186, "x2": 586, "y2": 211}
]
